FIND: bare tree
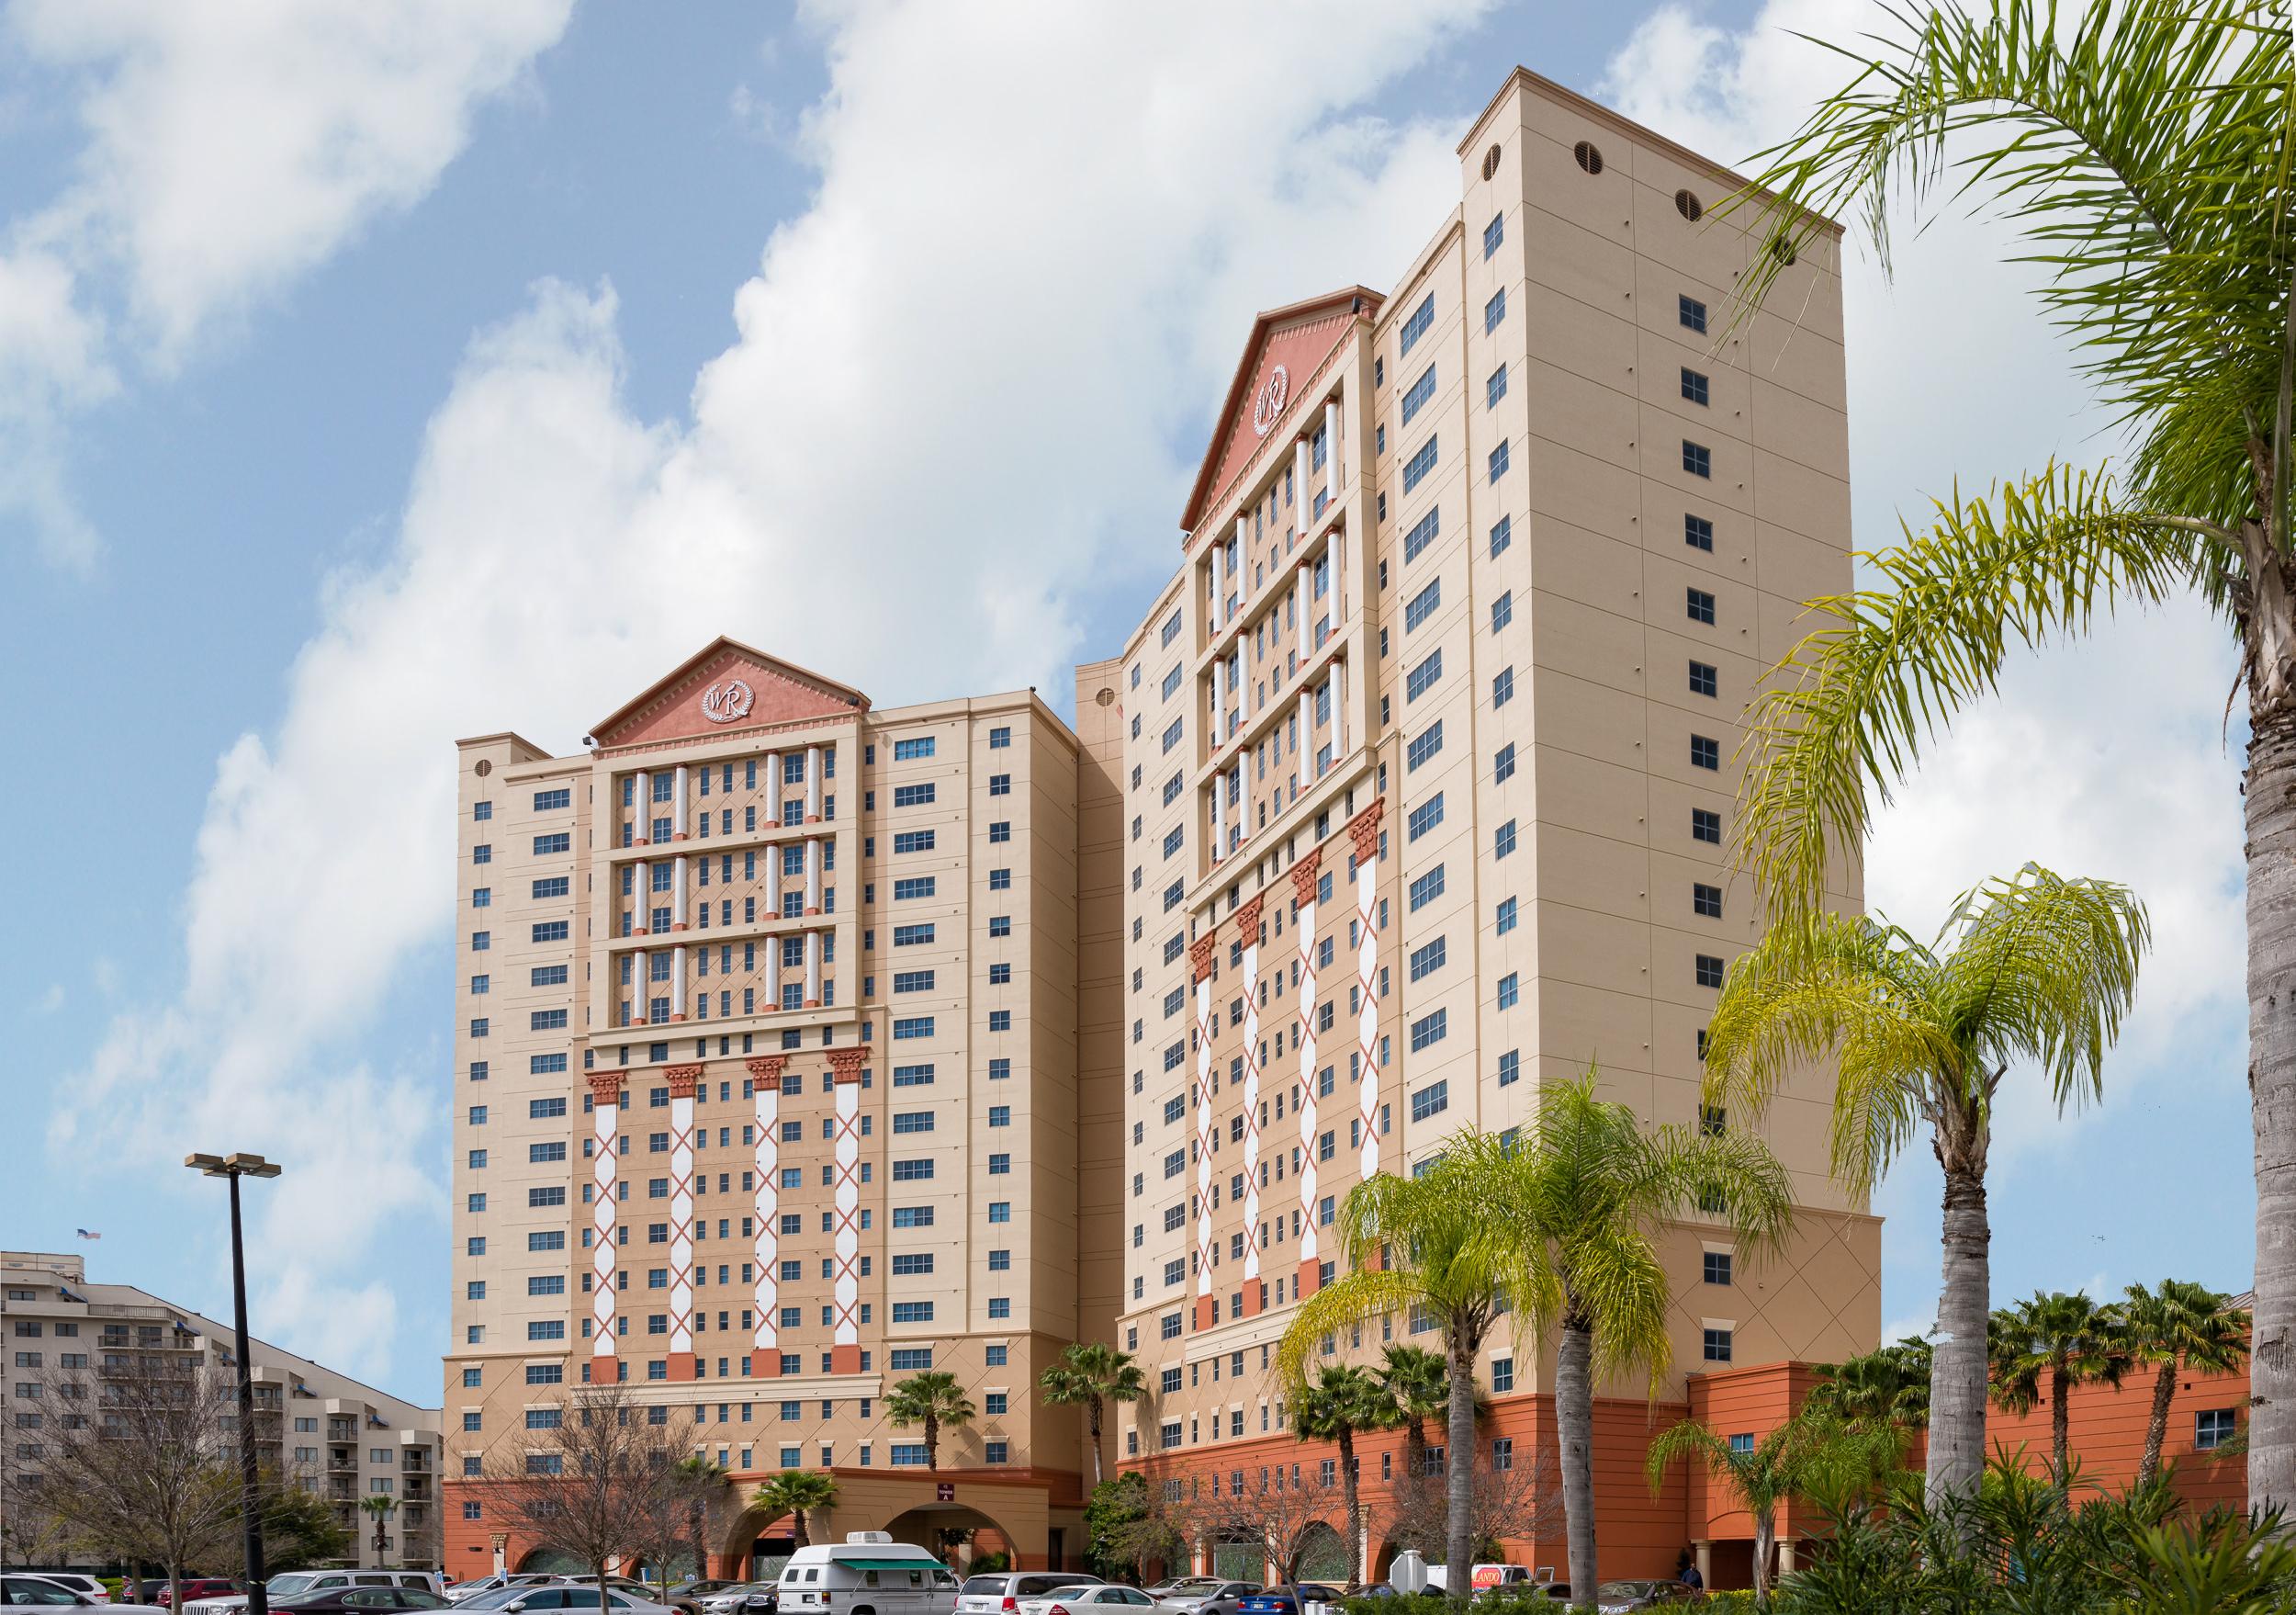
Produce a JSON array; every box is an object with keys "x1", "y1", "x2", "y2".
[
  {"x1": 1375, "y1": 1449, "x2": 1560, "y2": 1579},
  {"x1": 1174, "y1": 1466, "x2": 1345, "y2": 1585},
  {"x1": 478, "y1": 1384, "x2": 699, "y2": 1608},
  {"x1": 25, "y1": 1343, "x2": 247, "y2": 1609}
]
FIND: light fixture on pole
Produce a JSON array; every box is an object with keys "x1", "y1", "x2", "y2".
[{"x1": 186, "y1": 1152, "x2": 282, "y2": 1615}]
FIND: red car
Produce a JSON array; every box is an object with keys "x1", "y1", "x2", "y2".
[{"x1": 156, "y1": 1584, "x2": 244, "y2": 1608}]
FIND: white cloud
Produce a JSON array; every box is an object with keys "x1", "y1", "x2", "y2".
[
  {"x1": 0, "y1": 0, "x2": 576, "y2": 561},
  {"x1": 67, "y1": 0, "x2": 1501, "y2": 1383}
]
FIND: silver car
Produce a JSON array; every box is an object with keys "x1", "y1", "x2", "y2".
[
  {"x1": 1152, "y1": 1585, "x2": 1258, "y2": 1615},
  {"x1": 1, "y1": 1580, "x2": 164, "y2": 1614},
  {"x1": 955, "y1": 1578, "x2": 1103, "y2": 1615},
  {"x1": 1017, "y1": 1591, "x2": 1155, "y2": 1615}
]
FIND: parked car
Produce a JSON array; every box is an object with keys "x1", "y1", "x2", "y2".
[
  {"x1": 189, "y1": 1574, "x2": 445, "y2": 1615},
  {"x1": 267, "y1": 1593, "x2": 447, "y2": 1613},
  {"x1": 154, "y1": 1585, "x2": 243, "y2": 1609},
  {"x1": 445, "y1": 1582, "x2": 556, "y2": 1608},
  {"x1": 1017, "y1": 1589, "x2": 1153, "y2": 1615},
  {"x1": 19, "y1": 1581, "x2": 106, "y2": 1605},
  {"x1": 1, "y1": 1580, "x2": 163, "y2": 1613},
  {"x1": 956, "y1": 1575, "x2": 1102, "y2": 1615},
  {"x1": 694, "y1": 1585, "x2": 775, "y2": 1615},
  {"x1": 1150, "y1": 1584, "x2": 1258, "y2": 1615},
  {"x1": 1233, "y1": 1587, "x2": 1341, "y2": 1615},
  {"x1": 490, "y1": 1593, "x2": 678, "y2": 1615},
  {"x1": 1589, "y1": 1584, "x2": 1702, "y2": 1613}
]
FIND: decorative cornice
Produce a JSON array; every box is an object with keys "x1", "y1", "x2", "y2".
[
  {"x1": 1289, "y1": 849, "x2": 1323, "y2": 907},
  {"x1": 1235, "y1": 895, "x2": 1266, "y2": 950},
  {"x1": 1345, "y1": 797, "x2": 1386, "y2": 863},
  {"x1": 584, "y1": 1072, "x2": 625, "y2": 1104},
  {"x1": 1188, "y1": 935, "x2": 1218, "y2": 985},
  {"x1": 745, "y1": 1056, "x2": 789, "y2": 1083},
  {"x1": 827, "y1": 1048, "x2": 867, "y2": 1086},
  {"x1": 665, "y1": 1064, "x2": 703, "y2": 1099}
]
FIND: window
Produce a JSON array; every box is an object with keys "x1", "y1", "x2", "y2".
[
  {"x1": 989, "y1": 726, "x2": 1011, "y2": 749},
  {"x1": 1692, "y1": 734, "x2": 1720, "y2": 771},
  {"x1": 1679, "y1": 294, "x2": 1707, "y2": 333},
  {"x1": 1690, "y1": 661, "x2": 1718, "y2": 698},
  {"x1": 1491, "y1": 666, "x2": 1514, "y2": 707},
  {"x1": 1703, "y1": 1328, "x2": 1733, "y2": 1363},
  {"x1": 1685, "y1": 513, "x2": 1715, "y2": 552},
  {"x1": 892, "y1": 1111, "x2": 934, "y2": 1134},
  {"x1": 1487, "y1": 365, "x2": 1508, "y2": 409},
  {"x1": 1482, "y1": 211, "x2": 1503, "y2": 256},
  {"x1": 892, "y1": 830, "x2": 936, "y2": 854},
  {"x1": 1494, "y1": 818, "x2": 1516, "y2": 858},
  {"x1": 1401, "y1": 435, "x2": 1437, "y2": 495},
  {"x1": 1692, "y1": 808, "x2": 1723, "y2": 845},
  {"x1": 1399, "y1": 292, "x2": 1434, "y2": 356},
  {"x1": 1406, "y1": 793, "x2": 1445, "y2": 841},
  {"x1": 1487, "y1": 441, "x2": 1509, "y2": 481},
  {"x1": 1497, "y1": 1048, "x2": 1520, "y2": 1087},
  {"x1": 1683, "y1": 440, "x2": 1711, "y2": 478},
  {"x1": 534, "y1": 787, "x2": 570, "y2": 811},
  {"x1": 1391, "y1": 361, "x2": 1438, "y2": 429},
  {"x1": 892, "y1": 971, "x2": 935, "y2": 996},
  {"x1": 1408, "y1": 865, "x2": 1445, "y2": 911},
  {"x1": 1491, "y1": 1356, "x2": 1514, "y2": 1393},
  {"x1": 2198, "y1": 1408, "x2": 2238, "y2": 1451},
  {"x1": 1483, "y1": 288, "x2": 1506, "y2": 332},
  {"x1": 1705, "y1": 1251, "x2": 1733, "y2": 1286},
  {"x1": 1497, "y1": 972, "x2": 1518, "y2": 1010},
  {"x1": 1406, "y1": 722, "x2": 1444, "y2": 772},
  {"x1": 1403, "y1": 579, "x2": 1441, "y2": 632},
  {"x1": 1407, "y1": 937, "x2": 1446, "y2": 981},
  {"x1": 891, "y1": 1303, "x2": 934, "y2": 1324},
  {"x1": 533, "y1": 877, "x2": 569, "y2": 899},
  {"x1": 892, "y1": 784, "x2": 936, "y2": 808},
  {"x1": 472, "y1": 801, "x2": 491, "y2": 820},
  {"x1": 1496, "y1": 896, "x2": 1518, "y2": 934},
  {"x1": 893, "y1": 876, "x2": 936, "y2": 901},
  {"x1": 1681, "y1": 367, "x2": 1709, "y2": 406},
  {"x1": 1490, "y1": 514, "x2": 1511, "y2": 557},
  {"x1": 891, "y1": 1158, "x2": 934, "y2": 1180},
  {"x1": 1696, "y1": 954, "x2": 1726, "y2": 988},
  {"x1": 1409, "y1": 1011, "x2": 1447, "y2": 1054},
  {"x1": 1401, "y1": 508, "x2": 1440, "y2": 564},
  {"x1": 1687, "y1": 587, "x2": 1716, "y2": 626},
  {"x1": 1405, "y1": 651, "x2": 1443, "y2": 703},
  {"x1": 1694, "y1": 883, "x2": 1722, "y2": 919},
  {"x1": 893, "y1": 737, "x2": 936, "y2": 761},
  {"x1": 1493, "y1": 742, "x2": 1515, "y2": 784}
]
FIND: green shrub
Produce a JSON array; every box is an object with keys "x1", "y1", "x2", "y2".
[{"x1": 1698, "y1": 1593, "x2": 1759, "y2": 1613}]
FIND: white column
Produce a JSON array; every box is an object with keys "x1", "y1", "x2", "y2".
[
  {"x1": 1323, "y1": 398, "x2": 1340, "y2": 506},
  {"x1": 668, "y1": 1068, "x2": 697, "y2": 1358},
  {"x1": 672, "y1": 854, "x2": 687, "y2": 930},
  {"x1": 1193, "y1": 952, "x2": 1218, "y2": 1323},
  {"x1": 635, "y1": 861, "x2": 649, "y2": 933},
  {"x1": 804, "y1": 838, "x2": 821, "y2": 915},
  {"x1": 670, "y1": 945, "x2": 686, "y2": 1020},
  {"x1": 1334, "y1": 663, "x2": 1349, "y2": 759},
  {"x1": 1294, "y1": 858, "x2": 1322, "y2": 1276},
  {"x1": 1231, "y1": 763, "x2": 1245, "y2": 850},
  {"x1": 589, "y1": 1077, "x2": 619, "y2": 1361},
  {"x1": 1294, "y1": 563, "x2": 1311, "y2": 665},
  {"x1": 673, "y1": 765, "x2": 688, "y2": 839},
  {"x1": 1352, "y1": 808, "x2": 1383, "y2": 1183},
  {"x1": 1297, "y1": 688, "x2": 1315, "y2": 785},
  {"x1": 1239, "y1": 899, "x2": 1264, "y2": 1292},
  {"x1": 805, "y1": 930, "x2": 821, "y2": 1008},
  {"x1": 1212, "y1": 657, "x2": 1227, "y2": 741},
  {"x1": 1210, "y1": 779, "x2": 1225, "y2": 864},
  {"x1": 1292, "y1": 436, "x2": 1312, "y2": 540},
  {"x1": 805, "y1": 747, "x2": 823, "y2": 822},
  {"x1": 764, "y1": 752, "x2": 780, "y2": 825},
  {"x1": 832, "y1": 1067, "x2": 861, "y2": 1353},
  {"x1": 633, "y1": 948, "x2": 648, "y2": 1023},
  {"x1": 1210, "y1": 546, "x2": 1226, "y2": 630},
  {"x1": 748, "y1": 1056, "x2": 783, "y2": 1371},
  {"x1": 635, "y1": 772, "x2": 651, "y2": 844},
  {"x1": 1232, "y1": 516, "x2": 1248, "y2": 609}
]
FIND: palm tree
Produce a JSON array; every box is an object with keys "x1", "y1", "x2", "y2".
[
  {"x1": 1374, "y1": 1345, "x2": 1449, "y2": 1482},
  {"x1": 885, "y1": 1372, "x2": 974, "y2": 1473},
  {"x1": 2116, "y1": 1280, "x2": 2252, "y2": 1486},
  {"x1": 1462, "y1": 1073, "x2": 1795, "y2": 1610},
  {"x1": 1038, "y1": 1341, "x2": 1147, "y2": 1487},
  {"x1": 1704, "y1": 865, "x2": 2146, "y2": 1516},
  {"x1": 673, "y1": 1455, "x2": 729, "y2": 1584},
  {"x1": 1989, "y1": 1292, "x2": 2127, "y2": 1486},
  {"x1": 356, "y1": 1495, "x2": 397, "y2": 1570},
  {"x1": 1276, "y1": 1150, "x2": 1509, "y2": 1602},
  {"x1": 1291, "y1": 1364, "x2": 1397, "y2": 1590},
  {"x1": 1807, "y1": 1338, "x2": 1932, "y2": 1431},
  {"x1": 1645, "y1": 1409, "x2": 1902, "y2": 1601},
  {"x1": 1707, "y1": 0, "x2": 2291, "y2": 1510},
  {"x1": 751, "y1": 1471, "x2": 838, "y2": 1550}
]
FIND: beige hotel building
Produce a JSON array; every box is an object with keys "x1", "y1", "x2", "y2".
[{"x1": 446, "y1": 68, "x2": 1878, "y2": 1586}]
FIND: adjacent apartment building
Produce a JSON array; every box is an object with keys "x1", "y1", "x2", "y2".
[
  {"x1": 2, "y1": 1251, "x2": 444, "y2": 1566},
  {"x1": 447, "y1": 68, "x2": 1880, "y2": 1585}
]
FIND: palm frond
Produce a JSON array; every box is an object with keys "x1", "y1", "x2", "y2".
[
  {"x1": 1275, "y1": 1268, "x2": 1430, "y2": 1388},
  {"x1": 1734, "y1": 464, "x2": 2206, "y2": 921}
]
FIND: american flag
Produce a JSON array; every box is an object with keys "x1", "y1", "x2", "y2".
[{"x1": 75, "y1": 1228, "x2": 101, "y2": 1240}]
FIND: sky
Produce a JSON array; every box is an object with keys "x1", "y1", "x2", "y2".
[{"x1": 0, "y1": 0, "x2": 2248, "y2": 1408}]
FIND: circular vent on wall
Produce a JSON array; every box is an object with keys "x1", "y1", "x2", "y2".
[
  {"x1": 474, "y1": 758, "x2": 492, "y2": 777},
  {"x1": 1573, "y1": 140, "x2": 1603, "y2": 175},
  {"x1": 1481, "y1": 143, "x2": 1503, "y2": 181},
  {"x1": 1095, "y1": 687, "x2": 1117, "y2": 708},
  {"x1": 1675, "y1": 188, "x2": 1703, "y2": 221}
]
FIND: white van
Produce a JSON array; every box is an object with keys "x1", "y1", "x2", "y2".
[{"x1": 777, "y1": 1535, "x2": 957, "y2": 1615}]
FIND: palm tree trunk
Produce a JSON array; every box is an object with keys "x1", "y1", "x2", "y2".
[
  {"x1": 1928, "y1": 1163, "x2": 1992, "y2": 1519},
  {"x1": 1444, "y1": 1333, "x2": 1476, "y2": 1605},
  {"x1": 2138, "y1": 1361, "x2": 2178, "y2": 1488},
  {"x1": 1089, "y1": 1398, "x2": 1105, "y2": 1489},
  {"x1": 927, "y1": 1414, "x2": 940, "y2": 1473},
  {"x1": 1338, "y1": 1429, "x2": 1361, "y2": 1590},
  {"x1": 793, "y1": 1508, "x2": 810, "y2": 1549},
  {"x1": 1554, "y1": 1323, "x2": 1597, "y2": 1612},
  {"x1": 2051, "y1": 1366, "x2": 2072, "y2": 1486},
  {"x1": 1751, "y1": 1511, "x2": 1774, "y2": 1603},
  {"x1": 2251, "y1": 672, "x2": 2296, "y2": 1517},
  {"x1": 1404, "y1": 1417, "x2": 1426, "y2": 1481}
]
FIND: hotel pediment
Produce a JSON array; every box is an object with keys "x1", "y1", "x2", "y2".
[{"x1": 590, "y1": 637, "x2": 869, "y2": 751}]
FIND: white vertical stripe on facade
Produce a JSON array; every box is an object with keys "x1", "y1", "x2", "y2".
[
  {"x1": 591, "y1": 1086, "x2": 619, "y2": 1357},
  {"x1": 669, "y1": 1081, "x2": 695, "y2": 1355},
  {"x1": 805, "y1": 746, "x2": 822, "y2": 821},
  {"x1": 633, "y1": 947, "x2": 647, "y2": 1023},
  {"x1": 673, "y1": 764, "x2": 687, "y2": 834},
  {"x1": 751, "y1": 1061, "x2": 781, "y2": 1361},
  {"x1": 1239, "y1": 909, "x2": 1262, "y2": 1289},
  {"x1": 1294, "y1": 870, "x2": 1320, "y2": 1271},
  {"x1": 670, "y1": 945, "x2": 685, "y2": 1018},
  {"x1": 672, "y1": 855, "x2": 686, "y2": 929},
  {"x1": 1355, "y1": 835, "x2": 1380, "y2": 1184},
  {"x1": 804, "y1": 931, "x2": 821, "y2": 1008},
  {"x1": 1294, "y1": 563, "x2": 1311, "y2": 666},
  {"x1": 805, "y1": 838, "x2": 821, "y2": 913},
  {"x1": 1193, "y1": 968, "x2": 1217, "y2": 1307},
  {"x1": 1333, "y1": 661, "x2": 1348, "y2": 759},
  {"x1": 635, "y1": 772, "x2": 650, "y2": 841},
  {"x1": 1324, "y1": 397, "x2": 1341, "y2": 508},
  {"x1": 832, "y1": 1076, "x2": 859, "y2": 1348}
]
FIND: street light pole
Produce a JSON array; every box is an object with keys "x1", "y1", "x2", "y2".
[{"x1": 186, "y1": 1153, "x2": 282, "y2": 1615}]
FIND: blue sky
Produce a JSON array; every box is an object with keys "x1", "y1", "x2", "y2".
[{"x1": 0, "y1": 0, "x2": 2248, "y2": 1407}]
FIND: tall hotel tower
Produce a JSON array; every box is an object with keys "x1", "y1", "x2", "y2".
[{"x1": 448, "y1": 68, "x2": 1879, "y2": 1585}]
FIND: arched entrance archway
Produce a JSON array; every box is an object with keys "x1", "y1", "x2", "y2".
[
  {"x1": 1291, "y1": 1523, "x2": 1346, "y2": 1585},
  {"x1": 516, "y1": 1549, "x2": 587, "y2": 1575},
  {"x1": 882, "y1": 1504, "x2": 1021, "y2": 1575},
  {"x1": 717, "y1": 1504, "x2": 801, "y2": 1584}
]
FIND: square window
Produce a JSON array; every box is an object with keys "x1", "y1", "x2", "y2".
[
  {"x1": 1683, "y1": 440, "x2": 1712, "y2": 479},
  {"x1": 1685, "y1": 513, "x2": 1714, "y2": 551},
  {"x1": 1703, "y1": 1327, "x2": 1733, "y2": 1363},
  {"x1": 1694, "y1": 883, "x2": 1722, "y2": 919},
  {"x1": 1681, "y1": 367, "x2": 1710, "y2": 406},
  {"x1": 1679, "y1": 294, "x2": 1707, "y2": 333},
  {"x1": 1690, "y1": 661, "x2": 1718, "y2": 698},
  {"x1": 1687, "y1": 588, "x2": 1715, "y2": 625},
  {"x1": 1704, "y1": 1251, "x2": 1733, "y2": 1285},
  {"x1": 1691, "y1": 735, "x2": 1720, "y2": 771},
  {"x1": 1695, "y1": 954, "x2": 1725, "y2": 988}
]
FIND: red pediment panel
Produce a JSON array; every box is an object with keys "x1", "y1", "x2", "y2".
[
  {"x1": 1180, "y1": 287, "x2": 1380, "y2": 536},
  {"x1": 591, "y1": 638, "x2": 868, "y2": 750}
]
